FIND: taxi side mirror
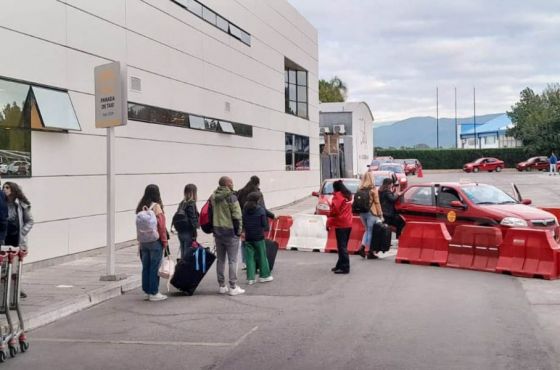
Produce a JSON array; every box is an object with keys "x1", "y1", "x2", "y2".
[
  {"x1": 312, "y1": 191, "x2": 319, "y2": 197},
  {"x1": 521, "y1": 198, "x2": 532, "y2": 205},
  {"x1": 450, "y1": 200, "x2": 466, "y2": 209}
]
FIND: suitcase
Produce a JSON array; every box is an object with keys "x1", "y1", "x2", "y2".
[
  {"x1": 264, "y1": 239, "x2": 278, "y2": 271},
  {"x1": 170, "y1": 247, "x2": 216, "y2": 295},
  {"x1": 371, "y1": 222, "x2": 392, "y2": 253}
]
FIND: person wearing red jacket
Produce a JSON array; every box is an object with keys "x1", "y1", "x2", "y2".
[{"x1": 327, "y1": 180, "x2": 353, "y2": 274}]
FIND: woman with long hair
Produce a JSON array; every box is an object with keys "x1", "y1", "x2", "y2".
[
  {"x1": 356, "y1": 171, "x2": 383, "y2": 259},
  {"x1": 327, "y1": 180, "x2": 353, "y2": 274},
  {"x1": 175, "y1": 184, "x2": 199, "y2": 260},
  {"x1": 3, "y1": 181, "x2": 34, "y2": 298},
  {"x1": 136, "y1": 184, "x2": 168, "y2": 302},
  {"x1": 379, "y1": 177, "x2": 405, "y2": 240}
]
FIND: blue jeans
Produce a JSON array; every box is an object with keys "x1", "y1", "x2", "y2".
[
  {"x1": 178, "y1": 231, "x2": 194, "y2": 260},
  {"x1": 140, "y1": 240, "x2": 163, "y2": 295},
  {"x1": 360, "y1": 212, "x2": 381, "y2": 249}
]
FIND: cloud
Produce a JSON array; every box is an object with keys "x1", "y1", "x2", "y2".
[{"x1": 288, "y1": 0, "x2": 560, "y2": 121}]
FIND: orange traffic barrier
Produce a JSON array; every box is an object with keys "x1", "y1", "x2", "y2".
[
  {"x1": 396, "y1": 222, "x2": 450, "y2": 266},
  {"x1": 324, "y1": 216, "x2": 365, "y2": 254},
  {"x1": 268, "y1": 216, "x2": 293, "y2": 250},
  {"x1": 447, "y1": 225, "x2": 502, "y2": 272},
  {"x1": 496, "y1": 228, "x2": 560, "y2": 280}
]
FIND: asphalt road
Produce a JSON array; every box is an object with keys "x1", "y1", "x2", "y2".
[{"x1": 5, "y1": 249, "x2": 558, "y2": 370}]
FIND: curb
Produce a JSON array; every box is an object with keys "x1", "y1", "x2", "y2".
[{"x1": 24, "y1": 275, "x2": 141, "y2": 331}]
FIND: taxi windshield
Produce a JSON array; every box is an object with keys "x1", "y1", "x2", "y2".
[
  {"x1": 379, "y1": 164, "x2": 403, "y2": 173},
  {"x1": 461, "y1": 185, "x2": 517, "y2": 205},
  {"x1": 322, "y1": 180, "x2": 360, "y2": 195}
]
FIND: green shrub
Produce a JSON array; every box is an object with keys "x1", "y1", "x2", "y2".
[{"x1": 375, "y1": 148, "x2": 534, "y2": 169}]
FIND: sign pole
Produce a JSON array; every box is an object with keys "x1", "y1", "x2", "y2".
[{"x1": 106, "y1": 126, "x2": 116, "y2": 276}]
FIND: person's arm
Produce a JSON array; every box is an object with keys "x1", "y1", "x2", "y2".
[
  {"x1": 265, "y1": 209, "x2": 275, "y2": 220},
  {"x1": 327, "y1": 196, "x2": 341, "y2": 228},
  {"x1": 261, "y1": 208, "x2": 270, "y2": 232},
  {"x1": 21, "y1": 205, "x2": 34, "y2": 236},
  {"x1": 153, "y1": 204, "x2": 168, "y2": 248},
  {"x1": 229, "y1": 194, "x2": 243, "y2": 236},
  {"x1": 186, "y1": 203, "x2": 199, "y2": 235},
  {"x1": 374, "y1": 191, "x2": 383, "y2": 219}
]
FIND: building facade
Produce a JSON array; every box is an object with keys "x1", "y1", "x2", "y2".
[
  {"x1": 0, "y1": 0, "x2": 319, "y2": 263},
  {"x1": 459, "y1": 114, "x2": 521, "y2": 149}
]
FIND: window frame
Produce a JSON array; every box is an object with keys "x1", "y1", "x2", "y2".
[
  {"x1": 285, "y1": 132, "x2": 310, "y2": 171},
  {"x1": 284, "y1": 63, "x2": 309, "y2": 120}
]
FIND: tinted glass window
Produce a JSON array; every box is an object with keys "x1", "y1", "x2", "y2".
[
  {"x1": 202, "y1": 7, "x2": 216, "y2": 25},
  {"x1": 33, "y1": 87, "x2": 81, "y2": 130},
  {"x1": 286, "y1": 133, "x2": 309, "y2": 171},
  {"x1": 218, "y1": 121, "x2": 235, "y2": 134},
  {"x1": 285, "y1": 65, "x2": 308, "y2": 119},
  {"x1": 404, "y1": 187, "x2": 433, "y2": 206},
  {"x1": 216, "y1": 16, "x2": 228, "y2": 32},
  {"x1": 322, "y1": 180, "x2": 360, "y2": 195},
  {"x1": 436, "y1": 187, "x2": 461, "y2": 208},
  {"x1": 461, "y1": 185, "x2": 517, "y2": 205}
]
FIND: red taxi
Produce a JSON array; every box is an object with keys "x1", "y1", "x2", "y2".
[
  {"x1": 463, "y1": 157, "x2": 504, "y2": 173},
  {"x1": 377, "y1": 163, "x2": 408, "y2": 190},
  {"x1": 312, "y1": 178, "x2": 360, "y2": 215},
  {"x1": 516, "y1": 156, "x2": 552, "y2": 171},
  {"x1": 396, "y1": 182, "x2": 559, "y2": 239}
]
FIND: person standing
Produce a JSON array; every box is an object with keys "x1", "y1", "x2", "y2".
[
  {"x1": 136, "y1": 184, "x2": 168, "y2": 302},
  {"x1": 549, "y1": 152, "x2": 557, "y2": 176},
  {"x1": 175, "y1": 184, "x2": 199, "y2": 260},
  {"x1": 242, "y1": 192, "x2": 273, "y2": 285},
  {"x1": 0, "y1": 178, "x2": 7, "y2": 246},
  {"x1": 3, "y1": 182, "x2": 33, "y2": 299},
  {"x1": 327, "y1": 180, "x2": 353, "y2": 274},
  {"x1": 379, "y1": 178, "x2": 406, "y2": 241},
  {"x1": 356, "y1": 171, "x2": 383, "y2": 260},
  {"x1": 212, "y1": 176, "x2": 245, "y2": 296}
]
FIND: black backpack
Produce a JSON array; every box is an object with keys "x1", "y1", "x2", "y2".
[
  {"x1": 172, "y1": 203, "x2": 190, "y2": 233},
  {"x1": 352, "y1": 189, "x2": 372, "y2": 213}
]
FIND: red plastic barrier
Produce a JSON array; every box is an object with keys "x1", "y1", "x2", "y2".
[
  {"x1": 496, "y1": 228, "x2": 560, "y2": 279},
  {"x1": 396, "y1": 222, "x2": 450, "y2": 266},
  {"x1": 447, "y1": 225, "x2": 502, "y2": 272},
  {"x1": 324, "y1": 216, "x2": 365, "y2": 254},
  {"x1": 539, "y1": 208, "x2": 560, "y2": 220},
  {"x1": 267, "y1": 216, "x2": 293, "y2": 250}
]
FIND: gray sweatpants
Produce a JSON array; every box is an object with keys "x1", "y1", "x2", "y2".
[{"x1": 215, "y1": 236, "x2": 240, "y2": 288}]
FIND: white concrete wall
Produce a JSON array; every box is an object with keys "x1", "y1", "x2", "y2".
[{"x1": 0, "y1": 0, "x2": 319, "y2": 262}]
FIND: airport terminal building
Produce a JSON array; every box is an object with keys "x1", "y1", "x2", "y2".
[{"x1": 0, "y1": 0, "x2": 319, "y2": 262}]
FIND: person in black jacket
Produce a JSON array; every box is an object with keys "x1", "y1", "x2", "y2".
[
  {"x1": 242, "y1": 192, "x2": 273, "y2": 285},
  {"x1": 175, "y1": 184, "x2": 199, "y2": 260},
  {"x1": 379, "y1": 178, "x2": 406, "y2": 239},
  {"x1": 0, "y1": 178, "x2": 7, "y2": 245}
]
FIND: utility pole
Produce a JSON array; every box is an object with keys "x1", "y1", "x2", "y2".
[
  {"x1": 473, "y1": 87, "x2": 477, "y2": 149},
  {"x1": 436, "y1": 87, "x2": 439, "y2": 149},
  {"x1": 454, "y1": 87, "x2": 458, "y2": 148}
]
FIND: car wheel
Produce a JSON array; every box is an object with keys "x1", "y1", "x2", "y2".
[
  {"x1": 496, "y1": 166, "x2": 502, "y2": 172},
  {"x1": 473, "y1": 167, "x2": 479, "y2": 173}
]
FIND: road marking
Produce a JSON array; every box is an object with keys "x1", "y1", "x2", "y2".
[{"x1": 34, "y1": 326, "x2": 259, "y2": 348}]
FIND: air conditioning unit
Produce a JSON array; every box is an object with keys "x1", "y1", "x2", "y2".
[
  {"x1": 333, "y1": 124, "x2": 346, "y2": 135},
  {"x1": 320, "y1": 127, "x2": 331, "y2": 135}
]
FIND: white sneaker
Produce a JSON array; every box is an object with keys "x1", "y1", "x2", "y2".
[
  {"x1": 247, "y1": 280, "x2": 256, "y2": 285},
  {"x1": 259, "y1": 276, "x2": 274, "y2": 283},
  {"x1": 228, "y1": 286, "x2": 245, "y2": 296},
  {"x1": 218, "y1": 286, "x2": 229, "y2": 294},
  {"x1": 144, "y1": 294, "x2": 150, "y2": 301},
  {"x1": 149, "y1": 292, "x2": 167, "y2": 301}
]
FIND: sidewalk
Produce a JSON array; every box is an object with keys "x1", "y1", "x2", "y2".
[{"x1": 14, "y1": 196, "x2": 317, "y2": 332}]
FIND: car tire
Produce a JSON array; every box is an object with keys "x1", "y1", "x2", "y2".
[
  {"x1": 496, "y1": 166, "x2": 502, "y2": 172},
  {"x1": 473, "y1": 167, "x2": 479, "y2": 173}
]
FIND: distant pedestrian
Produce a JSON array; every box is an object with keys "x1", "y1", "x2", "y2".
[
  {"x1": 549, "y1": 152, "x2": 557, "y2": 176},
  {"x1": 174, "y1": 184, "x2": 199, "y2": 260},
  {"x1": 3, "y1": 181, "x2": 33, "y2": 299},
  {"x1": 355, "y1": 171, "x2": 383, "y2": 260},
  {"x1": 0, "y1": 178, "x2": 7, "y2": 246},
  {"x1": 327, "y1": 180, "x2": 353, "y2": 274},
  {"x1": 212, "y1": 176, "x2": 245, "y2": 295},
  {"x1": 379, "y1": 177, "x2": 406, "y2": 241},
  {"x1": 242, "y1": 192, "x2": 273, "y2": 285},
  {"x1": 136, "y1": 184, "x2": 168, "y2": 302}
]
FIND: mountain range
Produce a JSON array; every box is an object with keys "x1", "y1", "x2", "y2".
[{"x1": 373, "y1": 113, "x2": 504, "y2": 148}]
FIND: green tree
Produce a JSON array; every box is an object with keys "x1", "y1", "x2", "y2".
[
  {"x1": 507, "y1": 84, "x2": 560, "y2": 153},
  {"x1": 319, "y1": 76, "x2": 347, "y2": 103}
]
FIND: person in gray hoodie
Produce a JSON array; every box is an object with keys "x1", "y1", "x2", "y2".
[{"x1": 211, "y1": 176, "x2": 245, "y2": 296}]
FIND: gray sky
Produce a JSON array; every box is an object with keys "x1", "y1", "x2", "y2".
[{"x1": 287, "y1": 0, "x2": 560, "y2": 122}]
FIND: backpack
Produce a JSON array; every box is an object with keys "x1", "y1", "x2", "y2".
[
  {"x1": 352, "y1": 189, "x2": 372, "y2": 213},
  {"x1": 172, "y1": 202, "x2": 190, "y2": 233},
  {"x1": 136, "y1": 204, "x2": 159, "y2": 243},
  {"x1": 199, "y1": 197, "x2": 213, "y2": 234}
]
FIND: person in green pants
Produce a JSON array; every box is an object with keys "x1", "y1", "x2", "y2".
[{"x1": 242, "y1": 192, "x2": 273, "y2": 285}]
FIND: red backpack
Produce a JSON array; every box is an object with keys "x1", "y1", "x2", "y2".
[{"x1": 199, "y1": 197, "x2": 213, "y2": 234}]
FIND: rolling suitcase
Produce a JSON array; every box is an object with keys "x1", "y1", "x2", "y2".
[
  {"x1": 170, "y1": 246, "x2": 215, "y2": 295},
  {"x1": 371, "y1": 222, "x2": 392, "y2": 253},
  {"x1": 264, "y1": 239, "x2": 278, "y2": 271}
]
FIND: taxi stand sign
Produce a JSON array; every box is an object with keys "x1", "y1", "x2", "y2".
[
  {"x1": 94, "y1": 61, "x2": 127, "y2": 128},
  {"x1": 94, "y1": 61, "x2": 127, "y2": 281}
]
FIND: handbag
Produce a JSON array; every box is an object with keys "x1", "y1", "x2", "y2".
[{"x1": 158, "y1": 250, "x2": 176, "y2": 292}]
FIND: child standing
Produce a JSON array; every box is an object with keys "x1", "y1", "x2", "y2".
[{"x1": 242, "y1": 192, "x2": 273, "y2": 285}]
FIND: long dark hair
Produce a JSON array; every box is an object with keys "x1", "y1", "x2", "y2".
[
  {"x1": 136, "y1": 184, "x2": 163, "y2": 213},
  {"x1": 379, "y1": 178, "x2": 393, "y2": 193},
  {"x1": 238, "y1": 176, "x2": 260, "y2": 208},
  {"x1": 332, "y1": 180, "x2": 352, "y2": 201},
  {"x1": 184, "y1": 183, "x2": 197, "y2": 202},
  {"x1": 4, "y1": 182, "x2": 30, "y2": 205}
]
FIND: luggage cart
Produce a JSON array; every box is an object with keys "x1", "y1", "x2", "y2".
[{"x1": 0, "y1": 246, "x2": 28, "y2": 362}]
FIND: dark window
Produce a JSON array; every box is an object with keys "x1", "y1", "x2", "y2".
[
  {"x1": 127, "y1": 102, "x2": 253, "y2": 137},
  {"x1": 284, "y1": 60, "x2": 308, "y2": 119},
  {"x1": 285, "y1": 133, "x2": 309, "y2": 171},
  {"x1": 436, "y1": 187, "x2": 461, "y2": 208},
  {"x1": 404, "y1": 187, "x2": 434, "y2": 206},
  {"x1": 171, "y1": 0, "x2": 251, "y2": 46}
]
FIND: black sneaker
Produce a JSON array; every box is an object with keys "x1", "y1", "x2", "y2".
[
  {"x1": 333, "y1": 269, "x2": 349, "y2": 274},
  {"x1": 357, "y1": 246, "x2": 366, "y2": 259},
  {"x1": 367, "y1": 253, "x2": 379, "y2": 260}
]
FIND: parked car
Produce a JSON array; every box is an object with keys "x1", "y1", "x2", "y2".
[
  {"x1": 367, "y1": 156, "x2": 393, "y2": 171},
  {"x1": 463, "y1": 157, "x2": 504, "y2": 173},
  {"x1": 396, "y1": 182, "x2": 559, "y2": 239},
  {"x1": 8, "y1": 161, "x2": 30, "y2": 176},
  {"x1": 0, "y1": 163, "x2": 7, "y2": 174},
  {"x1": 312, "y1": 178, "x2": 360, "y2": 215},
  {"x1": 369, "y1": 170, "x2": 398, "y2": 187},
  {"x1": 404, "y1": 159, "x2": 422, "y2": 176},
  {"x1": 516, "y1": 156, "x2": 550, "y2": 172},
  {"x1": 377, "y1": 163, "x2": 408, "y2": 190}
]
